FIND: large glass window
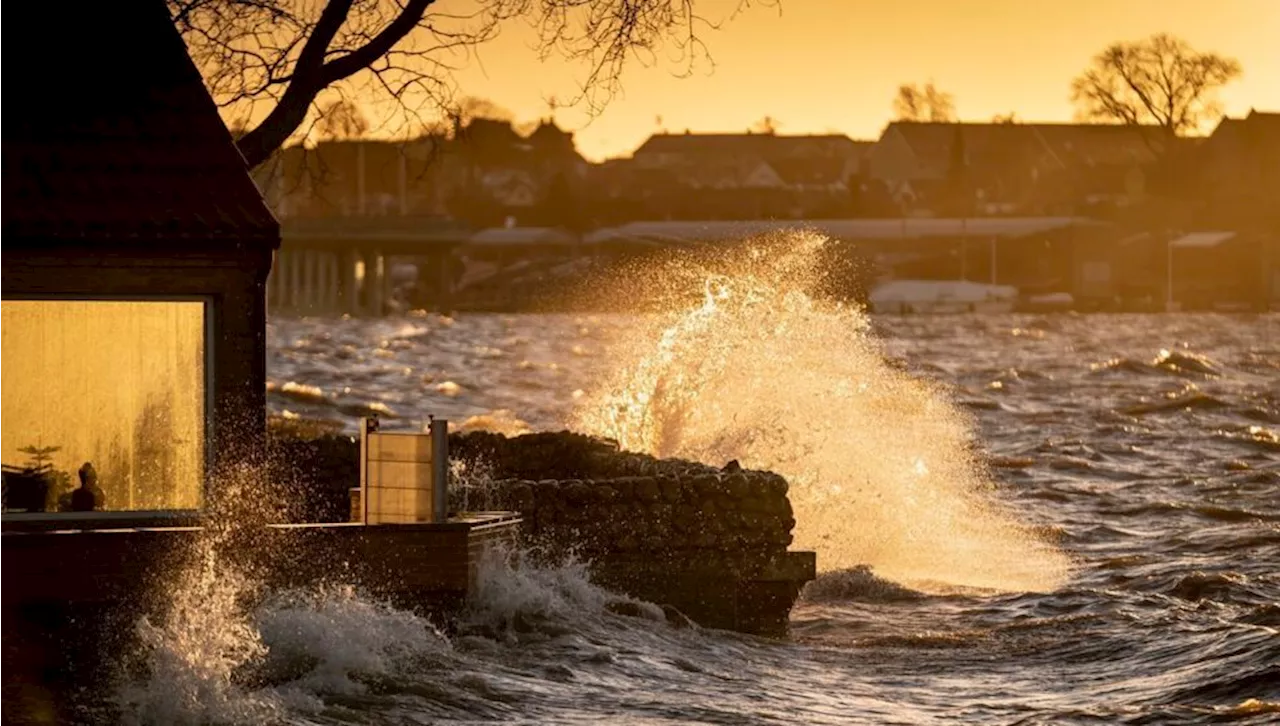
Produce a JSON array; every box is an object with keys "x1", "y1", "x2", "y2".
[{"x1": 2, "y1": 300, "x2": 207, "y2": 513}]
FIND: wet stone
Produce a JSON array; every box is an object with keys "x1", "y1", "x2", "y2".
[
  {"x1": 659, "y1": 475, "x2": 684, "y2": 502},
  {"x1": 635, "y1": 478, "x2": 661, "y2": 502}
]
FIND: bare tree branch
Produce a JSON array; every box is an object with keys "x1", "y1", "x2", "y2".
[
  {"x1": 170, "y1": 0, "x2": 761, "y2": 168},
  {"x1": 1069, "y1": 33, "x2": 1241, "y2": 136},
  {"x1": 892, "y1": 81, "x2": 955, "y2": 122}
]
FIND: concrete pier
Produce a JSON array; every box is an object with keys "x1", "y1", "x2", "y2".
[
  {"x1": 267, "y1": 217, "x2": 470, "y2": 317},
  {"x1": 268, "y1": 247, "x2": 396, "y2": 316}
]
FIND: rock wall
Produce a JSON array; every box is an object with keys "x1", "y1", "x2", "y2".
[
  {"x1": 267, "y1": 419, "x2": 813, "y2": 634},
  {"x1": 267, "y1": 424, "x2": 796, "y2": 555},
  {"x1": 483, "y1": 472, "x2": 793, "y2": 557},
  {"x1": 265, "y1": 417, "x2": 359, "y2": 523},
  {"x1": 445, "y1": 430, "x2": 795, "y2": 558}
]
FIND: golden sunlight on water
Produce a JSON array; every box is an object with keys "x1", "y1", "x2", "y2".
[
  {"x1": 571, "y1": 232, "x2": 1074, "y2": 593},
  {"x1": 1, "y1": 300, "x2": 206, "y2": 510}
]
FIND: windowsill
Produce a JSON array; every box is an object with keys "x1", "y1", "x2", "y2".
[{"x1": 2, "y1": 510, "x2": 205, "y2": 533}]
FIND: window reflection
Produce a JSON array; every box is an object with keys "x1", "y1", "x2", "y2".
[{"x1": 1, "y1": 300, "x2": 206, "y2": 513}]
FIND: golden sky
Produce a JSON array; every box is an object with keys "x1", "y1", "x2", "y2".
[{"x1": 443, "y1": 0, "x2": 1280, "y2": 160}]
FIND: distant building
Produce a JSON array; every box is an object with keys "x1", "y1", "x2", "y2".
[
  {"x1": 865, "y1": 121, "x2": 1169, "y2": 217},
  {"x1": 256, "y1": 117, "x2": 589, "y2": 228},
  {"x1": 586, "y1": 216, "x2": 1104, "y2": 300},
  {"x1": 257, "y1": 138, "x2": 450, "y2": 218},
  {"x1": 1196, "y1": 109, "x2": 1280, "y2": 231},
  {"x1": 595, "y1": 131, "x2": 871, "y2": 221}
]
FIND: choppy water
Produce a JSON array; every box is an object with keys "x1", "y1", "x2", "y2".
[{"x1": 130, "y1": 239, "x2": 1280, "y2": 724}]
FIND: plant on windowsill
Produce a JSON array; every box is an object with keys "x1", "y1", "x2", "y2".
[{"x1": 1, "y1": 445, "x2": 72, "y2": 513}]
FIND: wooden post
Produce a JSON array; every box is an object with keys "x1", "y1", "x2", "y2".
[
  {"x1": 430, "y1": 417, "x2": 448, "y2": 523},
  {"x1": 342, "y1": 250, "x2": 359, "y2": 316},
  {"x1": 330, "y1": 252, "x2": 345, "y2": 314},
  {"x1": 359, "y1": 417, "x2": 372, "y2": 524},
  {"x1": 302, "y1": 249, "x2": 317, "y2": 313},
  {"x1": 288, "y1": 249, "x2": 301, "y2": 312},
  {"x1": 381, "y1": 253, "x2": 393, "y2": 316},
  {"x1": 366, "y1": 251, "x2": 384, "y2": 316}
]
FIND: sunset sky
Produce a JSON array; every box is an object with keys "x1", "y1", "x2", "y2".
[{"x1": 439, "y1": 0, "x2": 1280, "y2": 160}]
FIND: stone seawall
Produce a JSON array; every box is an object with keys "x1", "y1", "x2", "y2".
[
  {"x1": 485, "y1": 471, "x2": 794, "y2": 557},
  {"x1": 447, "y1": 430, "x2": 796, "y2": 554},
  {"x1": 268, "y1": 420, "x2": 816, "y2": 634}
]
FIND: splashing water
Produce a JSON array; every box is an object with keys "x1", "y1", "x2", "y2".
[
  {"x1": 572, "y1": 231, "x2": 1073, "y2": 593},
  {"x1": 117, "y1": 462, "x2": 281, "y2": 725},
  {"x1": 118, "y1": 541, "x2": 637, "y2": 724},
  {"x1": 465, "y1": 545, "x2": 661, "y2": 632},
  {"x1": 121, "y1": 561, "x2": 276, "y2": 725},
  {"x1": 113, "y1": 450, "x2": 629, "y2": 724}
]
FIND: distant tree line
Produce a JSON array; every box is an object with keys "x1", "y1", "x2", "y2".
[
  {"x1": 171, "y1": 0, "x2": 771, "y2": 168},
  {"x1": 888, "y1": 33, "x2": 1240, "y2": 137}
]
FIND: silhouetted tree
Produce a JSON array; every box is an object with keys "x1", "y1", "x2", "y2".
[
  {"x1": 17, "y1": 447, "x2": 67, "y2": 507},
  {"x1": 1070, "y1": 33, "x2": 1241, "y2": 136},
  {"x1": 992, "y1": 112, "x2": 1019, "y2": 124},
  {"x1": 449, "y1": 96, "x2": 516, "y2": 132},
  {"x1": 893, "y1": 82, "x2": 955, "y2": 122},
  {"x1": 316, "y1": 99, "x2": 370, "y2": 139},
  {"x1": 750, "y1": 115, "x2": 781, "y2": 134},
  {"x1": 17, "y1": 445, "x2": 60, "y2": 472},
  {"x1": 170, "y1": 0, "x2": 766, "y2": 167}
]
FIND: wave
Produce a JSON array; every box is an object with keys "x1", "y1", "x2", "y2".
[
  {"x1": 1124, "y1": 392, "x2": 1231, "y2": 416},
  {"x1": 800, "y1": 566, "x2": 927, "y2": 603},
  {"x1": 1090, "y1": 349, "x2": 1222, "y2": 378},
  {"x1": 570, "y1": 231, "x2": 1074, "y2": 594},
  {"x1": 116, "y1": 540, "x2": 698, "y2": 725}
]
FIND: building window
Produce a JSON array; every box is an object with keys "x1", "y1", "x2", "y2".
[{"x1": 2, "y1": 300, "x2": 208, "y2": 514}]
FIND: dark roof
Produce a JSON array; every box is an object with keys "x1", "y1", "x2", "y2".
[
  {"x1": 2, "y1": 1, "x2": 278, "y2": 245},
  {"x1": 631, "y1": 132, "x2": 867, "y2": 187},
  {"x1": 884, "y1": 122, "x2": 1167, "y2": 177},
  {"x1": 635, "y1": 132, "x2": 864, "y2": 157},
  {"x1": 528, "y1": 119, "x2": 572, "y2": 140},
  {"x1": 1200, "y1": 109, "x2": 1280, "y2": 183},
  {"x1": 1203, "y1": 110, "x2": 1280, "y2": 151},
  {"x1": 1245, "y1": 109, "x2": 1280, "y2": 126},
  {"x1": 458, "y1": 118, "x2": 524, "y2": 147},
  {"x1": 527, "y1": 120, "x2": 579, "y2": 156}
]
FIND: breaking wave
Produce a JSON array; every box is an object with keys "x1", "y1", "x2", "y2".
[{"x1": 571, "y1": 231, "x2": 1074, "y2": 593}]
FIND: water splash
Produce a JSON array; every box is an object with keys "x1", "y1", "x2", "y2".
[
  {"x1": 467, "y1": 546, "x2": 621, "y2": 627},
  {"x1": 572, "y1": 231, "x2": 1073, "y2": 593},
  {"x1": 117, "y1": 462, "x2": 281, "y2": 725},
  {"x1": 114, "y1": 447, "x2": 632, "y2": 723}
]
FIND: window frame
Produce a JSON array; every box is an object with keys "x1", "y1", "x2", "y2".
[{"x1": 1, "y1": 293, "x2": 216, "y2": 529}]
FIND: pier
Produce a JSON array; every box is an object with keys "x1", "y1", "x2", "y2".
[
  {"x1": 2, "y1": 513, "x2": 522, "y2": 720},
  {"x1": 267, "y1": 217, "x2": 470, "y2": 316},
  {"x1": 3, "y1": 513, "x2": 521, "y2": 610},
  {"x1": 265, "y1": 216, "x2": 1280, "y2": 315}
]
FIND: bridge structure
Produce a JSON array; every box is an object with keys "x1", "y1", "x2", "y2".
[
  {"x1": 266, "y1": 215, "x2": 1154, "y2": 315},
  {"x1": 267, "y1": 217, "x2": 470, "y2": 316}
]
